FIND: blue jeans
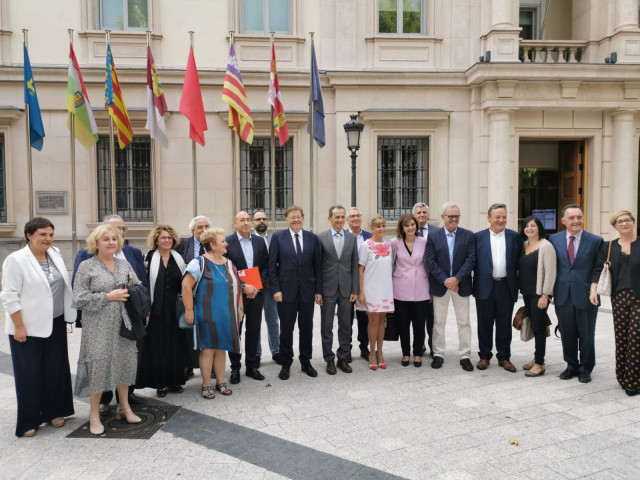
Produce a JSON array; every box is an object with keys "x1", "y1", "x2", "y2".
[{"x1": 257, "y1": 286, "x2": 280, "y2": 357}]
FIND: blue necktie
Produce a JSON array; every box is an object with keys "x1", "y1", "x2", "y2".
[{"x1": 295, "y1": 233, "x2": 302, "y2": 260}]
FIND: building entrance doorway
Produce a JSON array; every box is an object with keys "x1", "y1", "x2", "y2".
[{"x1": 518, "y1": 139, "x2": 586, "y2": 234}]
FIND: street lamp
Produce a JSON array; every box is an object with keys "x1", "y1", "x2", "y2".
[{"x1": 343, "y1": 113, "x2": 364, "y2": 207}]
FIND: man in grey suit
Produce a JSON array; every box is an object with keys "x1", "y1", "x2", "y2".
[{"x1": 318, "y1": 205, "x2": 359, "y2": 374}]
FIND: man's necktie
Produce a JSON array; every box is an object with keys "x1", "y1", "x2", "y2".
[
  {"x1": 336, "y1": 232, "x2": 343, "y2": 259},
  {"x1": 568, "y1": 235, "x2": 575, "y2": 265},
  {"x1": 198, "y1": 244, "x2": 205, "y2": 256},
  {"x1": 295, "y1": 233, "x2": 302, "y2": 260}
]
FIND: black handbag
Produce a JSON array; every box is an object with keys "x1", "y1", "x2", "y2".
[{"x1": 383, "y1": 313, "x2": 400, "y2": 341}]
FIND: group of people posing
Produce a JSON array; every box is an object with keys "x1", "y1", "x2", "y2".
[{"x1": 2, "y1": 202, "x2": 638, "y2": 439}]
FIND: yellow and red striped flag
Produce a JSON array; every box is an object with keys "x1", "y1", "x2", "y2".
[
  {"x1": 222, "y1": 43, "x2": 254, "y2": 144},
  {"x1": 267, "y1": 39, "x2": 289, "y2": 146},
  {"x1": 145, "y1": 45, "x2": 168, "y2": 148},
  {"x1": 105, "y1": 44, "x2": 133, "y2": 149}
]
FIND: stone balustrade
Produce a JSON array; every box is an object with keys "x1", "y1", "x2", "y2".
[{"x1": 520, "y1": 40, "x2": 588, "y2": 63}]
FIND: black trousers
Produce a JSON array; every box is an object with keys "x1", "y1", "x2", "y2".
[
  {"x1": 523, "y1": 294, "x2": 549, "y2": 365},
  {"x1": 8, "y1": 315, "x2": 74, "y2": 437},
  {"x1": 351, "y1": 306, "x2": 370, "y2": 354},
  {"x1": 277, "y1": 293, "x2": 314, "y2": 367},
  {"x1": 395, "y1": 299, "x2": 428, "y2": 356},
  {"x1": 476, "y1": 280, "x2": 515, "y2": 361},
  {"x1": 229, "y1": 293, "x2": 263, "y2": 371},
  {"x1": 425, "y1": 300, "x2": 434, "y2": 352}
]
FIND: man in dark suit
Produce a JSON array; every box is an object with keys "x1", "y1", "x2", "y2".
[
  {"x1": 412, "y1": 202, "x2": 435, "y2": 357},
  {"x1": 269, "y1": 205, "x2": 322, "y2": 380},
  {"x1": 71, "y1": 214, "x2": 148, "y2": 415},
  {"x1": 318, "y1": 205, "x2": 359, "y2": 374},
  {"x1": 347, "y1": 207, "x2": 372, "y2": 360},
  {"x1": 225, "y1": 211, "x2": 269, "y2": 383},
  {"x1": 549, "y1": 204, "x2": 603, "y2": 383},
  {"x1": 176, "y1": 215, "x2": 211, "y2": 263},
  {"x1": 473, "y1": 203, "x2": 523, "y2": 372},
  {"x1": 425, "y1": 202, "x2": 476, "y2": 371}
]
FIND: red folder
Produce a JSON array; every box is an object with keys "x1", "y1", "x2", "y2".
[{"x1": 238, "y1": 266, "x2": 263, "y2": 289}]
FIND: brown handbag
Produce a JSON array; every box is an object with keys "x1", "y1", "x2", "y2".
[{"x1": 512, "y1": 306, "x2": 527, "y2": 330}]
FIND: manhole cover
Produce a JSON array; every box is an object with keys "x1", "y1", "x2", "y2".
[{"x1": 67, "y1": 405, "x2": 181, "y2": 439}]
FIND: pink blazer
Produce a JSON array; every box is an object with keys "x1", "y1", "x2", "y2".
[{"x1": 391, "y1": 237, "x2": 430, "y2": 301}]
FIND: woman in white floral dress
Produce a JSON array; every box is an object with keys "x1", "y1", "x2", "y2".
[{"x1": 357, "y1": 215, "x2": 394, "y2": 370}]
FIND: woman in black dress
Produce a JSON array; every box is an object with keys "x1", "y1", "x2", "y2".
[{"x1": 136, "y1": 224, "x2": 188, "y2": 397}]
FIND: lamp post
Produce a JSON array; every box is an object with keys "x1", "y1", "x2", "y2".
[{"x1": 343, "y1": 113, "x2": 364, "y2": 207}]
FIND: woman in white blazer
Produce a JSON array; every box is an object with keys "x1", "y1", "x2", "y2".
[{"x1": 1, "y1": 217, "x2": 75, "y2": 437}]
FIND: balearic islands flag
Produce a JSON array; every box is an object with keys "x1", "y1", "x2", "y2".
[
  {"x1": 145, "y1": 45, "x2": 168, "y2": 148},
  {"x1": 267, "y1": 39, "x2": 289, "y2": 146},
  {"x1": 105, "y1": 44, "x2": 133, "y2": 149},
  {"x1": 67, "y1": 43, "x2": 98, "y2": 149},
  {"x1": 222, "y1": 43, "x2": 254, "y2": 144}
]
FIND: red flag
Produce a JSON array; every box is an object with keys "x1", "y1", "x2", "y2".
[{"x1": 179, "y1": 46, "x2": 207, "y2": 146}]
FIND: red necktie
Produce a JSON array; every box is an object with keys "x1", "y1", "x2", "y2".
[{"x1": 568, "y1": 235, "x2": 575, "y2": 265}]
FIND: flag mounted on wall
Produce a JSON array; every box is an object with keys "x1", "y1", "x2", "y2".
[
  {"x1": 145, "y1": 45, "x2": 168, "y2": 148},
  {"x1": 105, "y1": 44, "x2": 133, "y2": 149},
  {"x1": 222, "y1": 43, "x2": 254, "y2": 144},
  {"x1": 268, "y1": 39, "x2": 289, "y2": 146},
  {"x1": 24, "y1": 42, "x2": 45, "y2": 151},
  {"x1": 67, "y1": 43, "x2": 98, "y2": 149}
]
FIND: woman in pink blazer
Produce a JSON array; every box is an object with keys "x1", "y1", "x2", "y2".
[{"x1": 391, "y1": 214, "x2": 430, "y2": 367}]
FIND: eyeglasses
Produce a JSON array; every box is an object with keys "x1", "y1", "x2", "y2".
[
  {"x1": 348, "y1": 214, "x2": 361, "y2": 218},
  {"x1": 117, "y1": 226, "x2": 128, "y2": 232},
  {"x1": 253, "y1": 218, "x2": 268, "y2": 222},
  {"x1": 444, "y1": 215, "x2": 461, "y2": 220},
  {"x1": 616, "y1": 218, "x2": 634, "y2": 225},
  {"x1": 287, "y1": 216, "x2": 303, "y2": 221}
]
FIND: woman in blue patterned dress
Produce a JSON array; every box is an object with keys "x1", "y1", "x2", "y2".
[{"x1": 182, "y1": 228, "x2": 242, "y2": 399}]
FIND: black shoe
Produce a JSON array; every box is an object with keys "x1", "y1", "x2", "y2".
[
  {"x1": 401, "y1": 359, "x2": 410, "y2": 367},
  {"x1": 578, "y1": 372, "x2": 592, "y2": 384},
  {"x1": 625, "y1": 389, "x2": 639, "y2": 396},
  {"x1": 460, "y1": 359, "x2": 474, "y2": 371},
  {"x1": 414, "y1": 360, "x2": 422, "y2": 368},
  {"x1": 346, "y1": 354, "x2": 353, "y2": 363},
  {"x1": 256, "y1": 357, "x2": 261, "y2": 369},
  {"x1": 360, "y1": 351, "x2": 370, "y2": 360},
  {"x1": 246, "y1": 368, "x2": 265, "y2": 381},
  {"x1": 301, "y1": 364, "x2": 318, "y2": 377},
  {"x1": 127, "y1": 393, "x2": 147, "y2": 405},
  {"x1": 184, "y1": 368, "x2": 194, "y2": 380},
  {"x1": 272, "y1": 354, "x2": 283, "y2": 365},
  {"x1": 230, "y1": 369, "x2": 241, "y2": 384},
  {"x1": 559, "y1": 369, "x2": 577, "y2": 380},
  {"x1": 167, "y1": 386, "x2": 184, "y2": 393},
  {"x1": 98, "y1": 403, "x2": 110, "y2": 416},
  {"x1": 156, "y1": 388, "x2": 167, "y2": 398},
  {"x1": 279, "y1": 365, "x2": 290, "y2": 380},
  {"x1": 431, "y1": 356, "x2": 444, "y2": 369}
]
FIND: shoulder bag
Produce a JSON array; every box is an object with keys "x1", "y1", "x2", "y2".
[
  {"x1": 177, "y1": 257, "x2": 205, "y2": 329},
  {"x1": 596, "y1": 241, "x2": 613, "y2": 296}
]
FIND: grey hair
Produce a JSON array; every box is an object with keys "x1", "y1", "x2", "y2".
[
  {"x1": 412, "y1": 202, "x2": 429, "y2": 214},
  {"x1": 188, "y1": 215, "x2": 212, "y2": 233},
  {"x1": 441, "y1": 202, "x2": 460, "y2": 215},
  {"x1": 328, "y1": 205, "x2": 346, "y2": 217},
  {"x1": 487, "y1": 203, "x2": 507, "y2": 216},
  {"x1": 103, "y1": 214, "x2": 123, "y2": 223},
  {"x1": 347, "y1": 207, "x2": 360, "y2": 218}
]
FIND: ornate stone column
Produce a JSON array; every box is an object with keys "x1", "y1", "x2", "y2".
[
  {"x1": 487, "y1": 108, "x2": 515, "y2": 209},
  {"x1": 615, "y1": 0, "x2": 640, "y2": 32},
  {"x1": 484, "y1": 0, "x2": 520, "y2": 62},
  {"x1": 610, "y1": 110, "x2": 638, "y2": 216},
  {"x1": 610, "y1": 0, "x2": 640, "y2": 63}
]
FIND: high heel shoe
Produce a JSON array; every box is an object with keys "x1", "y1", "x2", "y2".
[
  {"x1": 89, "y1": 416, "x2": 104, "y2": 435},
  {"x1": 116, "y1": 406, "x2": 142, "y2": 424},
  {"x1": 369, "y1": 353, "x2": 378, "y2": 370}
]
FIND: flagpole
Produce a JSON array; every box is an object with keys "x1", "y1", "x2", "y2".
[
  {"x1": 147, "y1": 30, "x2": 158, "y2": 224},
  {"x1": 189, "y1": 31, "x2": 198, "y2": 217},
  {"x1": 105, "y1": 30, "x2": 117, "y2": 216},
  {"x1": 23, "y1": 29, "x2": 34, "y2": 219},
  {"x1": 230, "y1": 31, "x2": 238, "y2": 218},
  {"x1": 68, "y1": 29, "x2": 78, "y2": 255},
  {"x1": 269, "y1": 32, "x2": 276, "y2": 232},
  {"x1": 308, "y1": 32, "x2": 315, "y2": 232}
]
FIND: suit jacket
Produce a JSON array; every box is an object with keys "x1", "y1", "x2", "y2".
[
  {"x1": 253, "y1": 231, "x2": 272, "y2": 250},
  {"x1": 425, "y1": 226, "x2": 476, "y2": 298},
  {"x1": 225, "y1": 232, "x2": 270, "y2": 289},
  {"x1": 318, "y1": 229, "x2": 359, "y2": 298},
  {"x1": 176, "y1": 236, "x2": 198, "y2": 264},
  {"x1": 391, "y1": 236, "x2": 429, "y2": 301},
  {"x1": 591, "y1": 238, "x2": 640, "y2": 298},
  {"x1": 549, "y1": 230, "x2": 603, "y2": 309},
  {"x1": 473, "y1": 228, "x2": 522, "y2": 302},
  {"x1": 269, "y1": 229, "x2": 322, "y2": 302}
]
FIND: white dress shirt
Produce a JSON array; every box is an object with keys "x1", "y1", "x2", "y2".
[
  {"x1": 289, "y1": 228, "x2": 303, "y2": 253},
  {"x1": 490, "y1": 229, "x2": 507, "y2": 278}
]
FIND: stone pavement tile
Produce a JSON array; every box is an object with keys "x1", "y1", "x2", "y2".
[
  {"x1": 431, "y1": 446, "x2": 495, "y2": 470},
  {"x1": 556, "y1": 431, "x2": 635, "y2": 456},
  {"x1": 461, "y1": 460, "x2": 519, "y2": 480},
  {"x1": 546, "y1": 453, "x2": 616, "y2": 479},
  {"x1": 565, "y1": 400, "x2": 633, "y2": 420},
  {"x1": 523, "y1": 465, "x2": 570, "y2": 480},
  {"x1": 582, "y1": 471, "x2": 627, "y2": 480}
]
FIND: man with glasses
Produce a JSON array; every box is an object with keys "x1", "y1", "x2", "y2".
[
  {"x1": 252, "y1": 211, "x2": 282, "y2": 365},
  {"x1": 425, "y1": 202, "x2": 476, "y2": 371}
]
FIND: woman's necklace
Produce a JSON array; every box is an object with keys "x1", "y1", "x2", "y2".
[
  {"x1": 207, "y1": 256, "x2": 232, "y2": 286},
  {"x1": 43, "y1": 255, "x2": 54, "y2": 282}
]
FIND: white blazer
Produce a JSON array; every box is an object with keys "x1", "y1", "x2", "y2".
[{"x1": 1, "y1": 245, "x2": 76, "y2": 337}]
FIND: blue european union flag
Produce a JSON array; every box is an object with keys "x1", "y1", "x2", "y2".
[
  {"x1": 307, "y1": 39, "x2": 325, "y2": 148},
  {"x1": 24, "y1": 42, "x2": 45, "y2": 151}
]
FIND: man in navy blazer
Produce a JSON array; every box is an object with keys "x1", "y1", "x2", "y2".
[
  {"x1": 549, "y1": 204, "x2": 603, "y2": 383},
  {"x1": 347, "y1": 207, "x2": 372, "y2": 359},
  {"x1": 473, "y1": 203, "x2": 523, "y2": 372},
  {"x1": 176, "y1": 215, "x2": 211, "y2": 264},
  {"x1": 425, "y1": 202, "x2": 476, "y2": 371},
  {"x1": 225, "y1": 211, "x2": 269, "y2": 383},
  {"x1": 269, "y1": 205, "x2": 322, "y2": 380}
]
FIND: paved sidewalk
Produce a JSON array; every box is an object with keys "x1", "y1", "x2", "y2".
[{"x1": 1, "y1": 297, "x2": 639, "y2": 480}]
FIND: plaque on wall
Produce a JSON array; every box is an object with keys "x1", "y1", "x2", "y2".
[{"x1": 35, "y1": 191, "x2": 68, "y2": 215}]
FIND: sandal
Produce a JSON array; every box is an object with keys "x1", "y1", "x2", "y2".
[
  {"x1": 201, "y1": 385, "x2": 215, "y2": 399},
  {"x1": 215, "y1": 383, "x2": 233, "y2": 396}
]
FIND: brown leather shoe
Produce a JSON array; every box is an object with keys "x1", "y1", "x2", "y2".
[
  {"x1": 525, "y1": 364, "x2": 545, "y2": 377},
  {"x1": 523, "y1": 358, "x2": 536, "y2": 371},
  {"x1": 476, "y1": 359, "x2": 490, "y2": 370},
  {"x1": 326, "y1": 359, "x2": 337, "y2": 375},
  {"x1": 337, "y1": 358, "x2": 352, "y2": 373},
  {"x1": 498, "y1": 359, "x2": 517, "y2": 372}
]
